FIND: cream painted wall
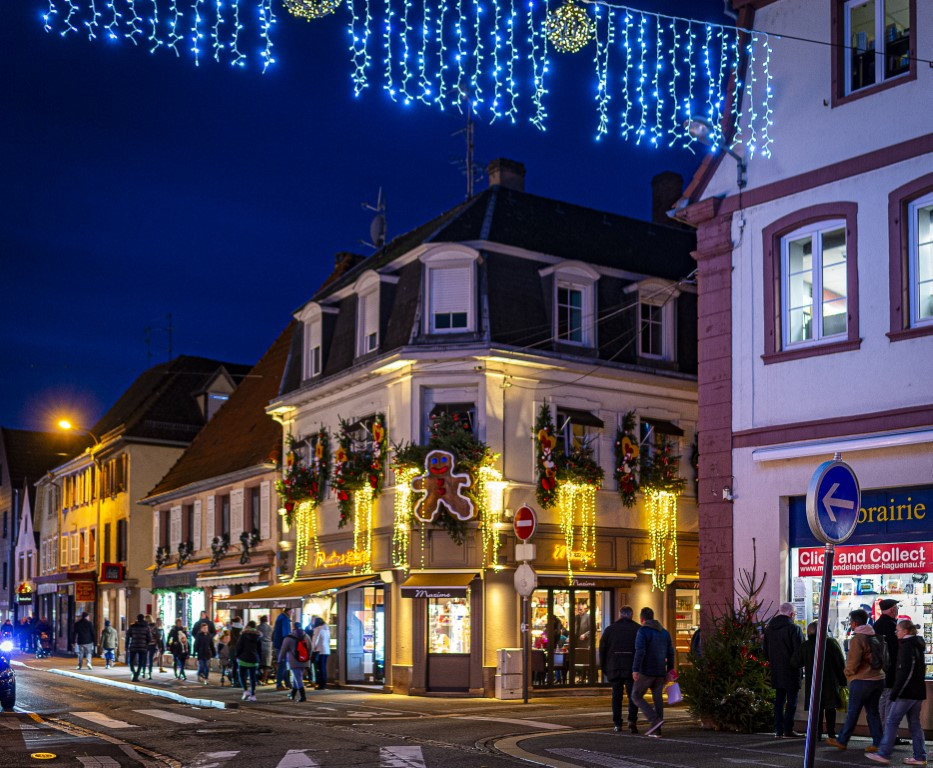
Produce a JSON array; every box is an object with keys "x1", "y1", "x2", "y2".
[{"x1": 703, "y1": 0, "x2": 932, "y2": 200}]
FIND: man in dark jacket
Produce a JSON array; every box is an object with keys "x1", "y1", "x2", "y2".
[
  {"x1": 599, "y1": 605, "x2": 640, "y2": 733},
  {"x1": 631, "y1": 607, "x2": 675, "y2": 737},
  {"x1": 272, "y1": 608, "x2": 292, "y2": 690},
  {"x1": 191, "y1": 611, "x2": 216, "y2": 639},
  {"x1": 874, "y1": 598, "x2": 900, "y2": 728},
  {"x1": 126, "y1": 614, "x2": 154, "y2": 682},
  {"x1": 73, "y1": 611, "x2": 95, "y2": 670},
  {"x1": 763, "y1": 601, "x2": 804, "y2": 738}
]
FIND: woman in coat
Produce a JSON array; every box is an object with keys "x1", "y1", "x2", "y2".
[
  {"x1": 193, "y1": 623, "x2": 216, "y2": 685},
  {"x1": 257, "y1": 615, "x2": 274, "y2": 684},
  {"x1": 168, "y1": 622, "x2": 189, "y2": 680},
  {"x1": 310, "y1": 617, "x2": 331, "y2": 690},
  {"x1": 234, "y1": 620, "x2": 263, "y2": 701},
  {"x1": 868, "y1": 620, "x2": 927, "y2": 766},
  {"x1": 278, "y1": 622, "x2": 312, "y2": 702},
  {"x1": 790, "y1": 621, "x2": 847, "y2": 741}
]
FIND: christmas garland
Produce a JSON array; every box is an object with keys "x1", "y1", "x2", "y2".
[
  {"x1": 276, "y1": 429, "x2": 331, "y2": 526},
  {"x1": 614, "y1": 410, "x2": 640, "y2": 508},
  {"x1": 392, "y1": 411, "x2": 494, "y2": 546},
  {"x1": 333, "y1": 414, "x2": 387, "y2": 528},
  {"x1": 641, "y1": 434, "x2": 686, "y2": 495},
  {"x1": 535, "y1": 403, "x2": 603, "y2": 508}
]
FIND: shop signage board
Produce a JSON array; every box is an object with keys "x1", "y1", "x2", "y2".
[
  {"x1": 806, "y1": 459, "x2": 861, "y2": 545},
  {"x1": 513, "y1": 505, "x2": 537, "y2": 541},
  {"x1": 74, "y1": 582, "x2": 96, "y2": 602},
  {"x1": 797, "y1": 541, "x2": 933, "y2": 577}
]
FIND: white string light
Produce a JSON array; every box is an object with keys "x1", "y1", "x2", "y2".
[
  {"x1": 399, "y1": 0, "x2": 413, "y2": 103},
  {"x1": 43, "y1": 1, "x2": 59, "y2": 34},
  {"x1": 471, "y1": 0, "x2": 484, "y2": 112},
  {"x1": 125, "y1": 0, "x2": 143, "y2": 44},
  {"x1": 418, "y1": 0, "x2": 431, "y2": 103},
  {"x1": 85, "y1": 0, "x2": 100, "y2": 39},
  {"x1": 230, "y1": 0, "x2": 245, "y2": 67},
  {"x1": 505, "y1": 0, "x2": 518, "y2": 122},
  {"x1": 62, "y1": 0, "x2": 79, "y2": 37},
  {"x1": 490, "y1": 0, "x2": 502, "y2": 119},
  {"x1": 211, "y1": 0, "x2": 224, "y2": 62},
  {"x1": 148, "y1": 0, "x2": 163, "y2": 52},
  {"x1": 433, "y1": 0, "x2": 447, "y2": 107},
  {"x1": 618, "y1": 10, "x2": 632, "y2": 139},
  {"x1": 190, "y1": 0, "x2": 202, "y2": 65},
  {"x1": 168, "y1": 0, "x2": 183, "y2": 55}
]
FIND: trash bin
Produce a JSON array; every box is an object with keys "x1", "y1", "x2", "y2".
[{"x1": 496, "y1": 648, "x2": 523, "y2": 700}]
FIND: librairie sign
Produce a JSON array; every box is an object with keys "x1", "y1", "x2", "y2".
[{"x1": 797, "y1": 541, "x2": 933, "y2": 577}]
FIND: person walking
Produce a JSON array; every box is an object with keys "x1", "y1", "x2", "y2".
[
  {"x1": 272, "y1": 608, "x2": 291, "y2": 691},
  {"x1": 630, "y1": 607, "x2": 675, "y2": 738},
  {"x1": 311, "y1": 617, "x2": 330, "y2": 690},
  {"x1": 866, "y1": 619, "x2": 928, "y2": 765},
  {"x1": 144, "y1": 615, "x2": 159, "y2": 679},
  {"x1": 228, "y1": 615, "x2": 244, "y2": 688},
  {"x1": 873, "y1": 599, "x2": 900, "y2": 730},
  {"x1": 192, "y1": 611, "x2": 217, "y2": 639},
  {"x1": 279, "y1": 621, "x2": 312, "y2": 702},
  {"x1": 258, "y1": 615, "x2": 274, "y2": 685},
  {"x1": 168, "y1": 621, "x2": 190, "y2": 680},
  {"x1": 216, "y1": 630, "x2": 233, "y2": 686},
  {"x1": 599, "y1": 605, "x2": 640, "y2": 733},
  {"x1": 100, "y1": 620, "x2": 118, "y2": 669},
  {"x1": 73, "y1": 611, "x2": 95, "y2": 670},
  {"x1": 153, "y1": 618, "x2": 167, "y2": 673},
  {"x1": 235, "y1": 620, "x2": 263, "y2": 701},
  {"x1": 790, "y1": 621, "x2": 847, "y2": 741},
  {"x1": 827, "y1": 608, "x2": 885, "y2": 753},
  {"x1": 126, "y1": 614, "x2": 153, "y2": 682},
  {"x1": 763, "y1": 602, "x2": 804, "y2": 739},
  {"x1": 193, "y1": 623, "x2": 216, "y2": 685}
]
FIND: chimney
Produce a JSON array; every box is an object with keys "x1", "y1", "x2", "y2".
[
  {"x1": 487, "y1": 158, "x2": 526, "y2": 192},
  {"x1": 320, "y1": 252, "x2": 365, "y2": 290},
  {"x1": 651, "y1": 171, "x2": 684, "y2": 225}
]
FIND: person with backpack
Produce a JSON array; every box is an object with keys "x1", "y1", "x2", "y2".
[
  {"x1": 866, "y1": 619, "x2": 928, "y2": 766},
  {"x1": 826, "y1": 608, "x2": 884, "y2": 752},
  {"x1": 278, "y1": 621, "x2": 312, "y2": 702}
]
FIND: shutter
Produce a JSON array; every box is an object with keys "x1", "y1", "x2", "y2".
[
  {"x1": 170, "y1": 505, "x2": 182, "y2": 550},
  {"x1": 153, "y1": 511, "x2": 161, "y2": 552},
  {"x1": 206, "y1": 496, "x2": 215, "y2": 542},
  {"x1": 193, "y1": 500, "x2": 202, "y2": 552},
  {"x1": 260, "y1": 480, "x2": 271, "y2": 541},
  {"x1": 71, "y1": 534, "x2": 79, "y2": 566},
  {"x1": 83, "y1": 530, "x2": 90, "y2": 562},
  {"x1": 430, "y1": 266, "x2": 471, "y2": 314},
  {"x1": 60, "y1": 536, "x2": 68, "y2": 567},
  {"x1": 230, "y1": 488, "x2": 244, "y2": 540}
]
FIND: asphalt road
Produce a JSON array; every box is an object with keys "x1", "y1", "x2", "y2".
[{"x1": 3, "y1": 664, "x2": 927, "y2": 768}]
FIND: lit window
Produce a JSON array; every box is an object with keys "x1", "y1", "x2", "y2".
[
  {"x1": 206, "y1": 393, "x2": 228, "y2": 420},
  {"x1": 556, "y1": 408, "x2": 603, "y2": 456},
  {"x1": 781, "y1": 221, "x2": 848, "y2": 346},
  {"x1": 541, "y1": 262, "x2": 599, "y2": 347},
  {"x1": 908, "y1": 192, "x2": 933, "y2": 327},
  {"x1": 844, "y1": 0, "x2": 911, "y2": 94},
  {"x1": 429, "y1": 265, "x2": 472, "y2": 332}
]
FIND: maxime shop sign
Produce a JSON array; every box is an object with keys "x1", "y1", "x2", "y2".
[{"x1": 798, "y1": 542, "x2": 933, "y2": 577}]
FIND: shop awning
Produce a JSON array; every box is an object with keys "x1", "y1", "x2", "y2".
[
  {"x1": 400, "y1": 572, "x2": 477, "y2": 599},
  {"x1": 643, "y1": 418, "x2": 684, "y2": 437},
  {"x1": 196, "y1": 570, "x2": 264, "y2": 587},
  {"x1": 215, "y1": 574, "x2": 376, "y2": 610},
  {"x1": 555, "y1": 407, "x2": 604, "y2": 429}
]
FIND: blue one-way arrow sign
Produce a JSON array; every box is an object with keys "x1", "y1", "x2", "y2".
[{"x1": 806, "y1": 459, "x2": 861, "y2": 544}]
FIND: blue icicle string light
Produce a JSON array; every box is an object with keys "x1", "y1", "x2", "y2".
[
  {"x1": 42, "y1": 0, "x2": 277, "y2": 70},
  {"x1": 40, "y1": 0, "x2": 775, "y2": 156}
]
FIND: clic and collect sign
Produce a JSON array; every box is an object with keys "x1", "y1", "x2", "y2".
[{"x1": 797, "y1": 541, "x2": 933, "y2": 577}]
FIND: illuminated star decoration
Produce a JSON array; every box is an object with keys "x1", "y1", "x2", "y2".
[{"x1": 42, "y1": 0, "x2": 277, "y2": 71}]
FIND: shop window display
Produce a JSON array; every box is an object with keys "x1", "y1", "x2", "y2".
[
  {"x1": 674, "y1": 589, "x2": 700, "y2": 667},
  {"x1": 529, "y1": 587, "x2": 609, "y2": 686},
  {"x1": 428, "y1": 596, "x2": 470, "y2": 653}
]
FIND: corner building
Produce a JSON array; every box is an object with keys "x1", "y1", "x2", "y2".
[{"x1": 227, "y1": 161, "x2": 701, "y2": 695}]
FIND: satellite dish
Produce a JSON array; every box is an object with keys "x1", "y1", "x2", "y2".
[{"x1": 370, "y1": 214, "x2": 386, "y2": 248}]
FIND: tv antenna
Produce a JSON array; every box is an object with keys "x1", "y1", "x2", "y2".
[
  {"x1": 360, "y1": 187, "x2": 387, "y2": 249},
  {"x1": 451, "y1": 88, "x2": 485, "y2": 200}
]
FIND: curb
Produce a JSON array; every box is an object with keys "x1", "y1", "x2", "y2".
[{"x1": 13, "y1": 661, "x2": 227, "y2": 710}]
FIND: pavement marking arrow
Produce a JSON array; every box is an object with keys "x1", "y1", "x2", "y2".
[
  {"x1": 275, "y1": 749, "x2": 320, "y2": 768},
  {"x1": 821, "y1": 482, "x2": 855, "y2": 523},
  {"x1": 380, "y1": 746, "x2": 426, "y2": 768}
]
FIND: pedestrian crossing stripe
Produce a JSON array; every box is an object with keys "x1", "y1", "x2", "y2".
[
  {"x1": 133, "y1": 709, "x2": 204, "y2": 724},
  {"x1": 380, "y1": 747, "x2": 426, "y2": 768}
]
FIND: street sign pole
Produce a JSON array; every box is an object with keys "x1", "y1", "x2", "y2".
[
  {"x1": 522, "y1": 596, "x2": 530, "y2": 705},
  {"x1": 803, "y1": 542, "x2": 834, "y2": 768}
]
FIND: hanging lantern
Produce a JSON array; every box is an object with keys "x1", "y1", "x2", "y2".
[
  {"x1": 545, "y1": 0, "x2": 595, "y2": 54},
  {"x1": 283, "y1": 0, "x2": 343, "y2": 21}
]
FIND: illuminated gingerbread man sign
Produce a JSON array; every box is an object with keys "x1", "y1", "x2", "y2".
[{"x1": 412, "y1": 449, "x2": 474, "y2": 523}]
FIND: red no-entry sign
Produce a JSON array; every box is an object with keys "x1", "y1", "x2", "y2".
[{"x1": 513, "y1": 505, "x2": 537, "y2": 541}]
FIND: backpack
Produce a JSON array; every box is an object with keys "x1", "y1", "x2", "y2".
[
  {"x1": 294, "y1": 634, "x2": 309, "y2": 663},
  {"x1": 868, "y1": 635, "x2": 889, "y2": 670}
]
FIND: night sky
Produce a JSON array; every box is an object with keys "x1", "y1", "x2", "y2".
[{"x1": 1, "y1": 0, "x2": 728, "y2": 432}]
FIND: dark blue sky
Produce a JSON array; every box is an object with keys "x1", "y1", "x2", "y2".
[{"x1": 1, "y1": 0, "x2": 727, "y2": 431}]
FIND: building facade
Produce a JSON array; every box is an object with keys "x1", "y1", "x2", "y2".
[
  {"x1": 679, "y1": 0, "x2": 932, "y2": 667},
  {"x1": 225, "y1": 161, "x2": 702, "y2": 696}
]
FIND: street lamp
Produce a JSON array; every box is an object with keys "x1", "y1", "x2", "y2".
[{"x1": 684, "y1": 117, "x2": 747, "y2": 190}]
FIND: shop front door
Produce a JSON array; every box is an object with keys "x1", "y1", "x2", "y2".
[{"x1": 345, "y1": 585, "x2": 385, "y2": 685}]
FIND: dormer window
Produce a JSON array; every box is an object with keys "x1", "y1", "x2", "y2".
[
  {"x1": 421, "y1": 247, "x2": 479, "y2": 335},
  {"x1": 540, "y1": 262, "x2": 599, "y2": 347},
  {"x1": 355, "y1": 272, "x2": 381, "y2": 357},
  {"x1": 295, "y1": 302, "x2": 335, "y2": 380},
  {"x1": 628, "y1": 278, "x2": 680, "y2": 361}
]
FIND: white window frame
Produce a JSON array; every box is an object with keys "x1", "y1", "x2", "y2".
[
  {"x1": 780, "y1": 219, "x2": 848, "y2": 348},
  {"x1": 540, "y1": 261, "x2": 599, "y2": 348},
  {"x1": 421, "y1": 249, "x2": 479, "y2": 334},
  {"x1": 627, "y1": 278, "x2": 679, "y2": 361},
  {"x1": 843, "y1": 0, "x2": 912, "y2": 95},
  {"x1": 908, "y1": 191, "x2": 933, "y2": 328},
  {"x1": 354, "y1": 272, "x2": 381, "y2": 357},
  {"x1": 297, "y1": 303, "x2": 325, "y2": 379}
]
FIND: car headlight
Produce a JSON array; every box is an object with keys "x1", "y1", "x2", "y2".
[{"x1": 0, "y1": 641, "x2": 12, "y2": 653}]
